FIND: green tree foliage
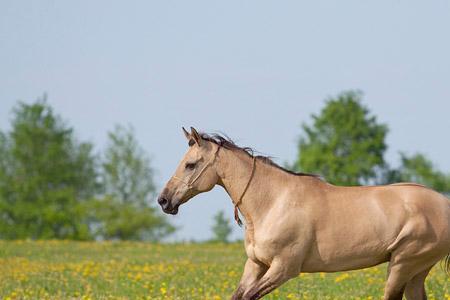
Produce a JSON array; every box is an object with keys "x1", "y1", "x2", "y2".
[
  {"x1": 103, "y1": 125, "x2": 155, "y2": 206},
  {"x1": 88, "y1": 196, "x2": 175, "y2": 241},
  {"x1": 294, "y1": 91, "x2": 388, "y2": 186},
  {"x1": 211, "y1": 210, "x2": 232, "y2": 243},
  {"x1": 89, "y1": 125, "x2": 175, "y2": 241},
  {"x1": 0, "y1": 99, "x2": 98, "y2": 239},
  {"x1": 387, "y1": 153, "x2": 450, "y2": 194},
  {"x1": 0, "y1": 99, "x2": 175, "y2": 241}
]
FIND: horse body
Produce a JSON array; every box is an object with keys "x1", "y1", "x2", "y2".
[
  {"x1": 159, "y1": 128, "x2": 450, "y2": 300},
  {"x1": 247, "y1": 180, "x2": 449, "y2": 274}
]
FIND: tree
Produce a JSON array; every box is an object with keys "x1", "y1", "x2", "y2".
[
  {"x1": 90, "y1": 124, "x2": 175, "y2": 241},
  {"x1": 88, "y1": 196, "x2": 175, "y2": 241},
  {"x1": 211, "y1": 210, "x2": 232, "y2": 243},
  {"x1": 387, "y1": 153, "x2": 450, "y2": 195},
  {"x1": 294, "y1": 91, "x2": 388, "y2": 186},
  {"x1": 0, "y1": 99, "x2": 98, "y2": 239},
  {"x1": 103, "y1": 125, "x2": 155, "y2": 206}
]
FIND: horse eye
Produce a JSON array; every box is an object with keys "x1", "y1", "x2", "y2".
[{"x1": 185, "y1": 162, "x2": 196, "y2": 170}]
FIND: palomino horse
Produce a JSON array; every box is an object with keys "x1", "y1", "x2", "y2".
[{"x1": 158, "y1": 127, "x2": 450, "y2": 300}]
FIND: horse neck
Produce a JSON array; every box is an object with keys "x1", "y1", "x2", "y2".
[{"x1": 215, "y1": 148, "x2": 282, "y2": 228}]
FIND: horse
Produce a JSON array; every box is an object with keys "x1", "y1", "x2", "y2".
[{"x1": 158, "y1": 127, "x2": 450, "y2": 300}]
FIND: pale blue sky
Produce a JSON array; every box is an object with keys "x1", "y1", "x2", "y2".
[{"x1": 1, "y1": 1, "x2": 449, "y2": 241}]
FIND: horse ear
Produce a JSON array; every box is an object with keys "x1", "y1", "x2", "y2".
[
  {"x1": 190, "y1": 127, "x2": 202, "y2": 146},
  {"x1": 182, "y1": 127, "x2": 190, "y2": 140}
]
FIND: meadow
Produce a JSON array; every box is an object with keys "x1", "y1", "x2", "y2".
[{"x1": 0, "y1": 241, "x2": 448, "y2": 300}]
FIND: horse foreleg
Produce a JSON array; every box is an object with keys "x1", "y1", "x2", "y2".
[
  {"x1": 241, "y1": 259, "x2": 297, "y2": 300},
  {"x1": 404, "y1": 267, "x2": 431, "y2": 300},
  {"x1": 384, "y1": 258, "x2": 429, "y2": 300},
  {"x1": 231, "y1": 259, "x2": 268, "y2": 300}
]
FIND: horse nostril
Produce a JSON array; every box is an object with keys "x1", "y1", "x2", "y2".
[{"x1": 158, "y1": 196, "x2": 168, "y2": 207}]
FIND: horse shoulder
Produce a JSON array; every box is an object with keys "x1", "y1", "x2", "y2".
[{"x1": 251, "y1": 199, "x2": 314, "y2": 266}]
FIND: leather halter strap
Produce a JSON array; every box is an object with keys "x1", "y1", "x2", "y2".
[
  {"x1": 173, "y1": 146, "x2": 220, "y2": 188},
  {"x1": 173, "y1": 145, "x2": 257, "y2": 227},
  {"x1": 234, "y1": 156, "x2": 257, "y2": 227}
]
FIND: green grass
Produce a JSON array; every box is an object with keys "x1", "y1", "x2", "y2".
[{"x1": 0, "y1": 240, "x2": 448, "y2": 299}]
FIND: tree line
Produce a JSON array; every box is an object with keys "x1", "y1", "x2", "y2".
[
  {"x1": 0, "y1": 98, "x2": 174, "y2": 240},
  {"x1": 0, "y1": 92, "x2": 448, "y2": 242},
  {"x1": 293, "y1": 90, "x2": 450, "y2": 195}
]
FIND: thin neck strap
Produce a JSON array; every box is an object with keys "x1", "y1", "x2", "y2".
[{"x1": 234, "y1": 156, "x2": 257, "y2": 226}]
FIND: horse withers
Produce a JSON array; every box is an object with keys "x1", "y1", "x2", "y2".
[{"x1": 158, "y1": 127, "x2": 450, "y2": 300}]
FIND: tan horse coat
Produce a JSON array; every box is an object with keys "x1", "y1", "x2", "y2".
[{"x1": 158, "y1": 128, "x2": 450, "y2": 300}]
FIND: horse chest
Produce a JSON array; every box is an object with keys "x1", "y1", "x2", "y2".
[
  {"x1": 245, "y1": 242, "x2": 257, "y2": 261},
  {"x1": 244, "y1": 231, "x2": 279, "y2": 266},
  {"x1": 244, "y1": 227, "x2": 258, "y2": 260},
  {"x1": 244, "y1": 229, "x2": 269, "y2": 264}
]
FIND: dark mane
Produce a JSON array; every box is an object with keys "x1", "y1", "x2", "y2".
[{"x1": 199, "y1": 132, "x2": 320, "y2": 179}]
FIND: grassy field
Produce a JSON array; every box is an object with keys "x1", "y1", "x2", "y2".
[{"x1": 0, "y1": 241, "x2": 448, "y2": 300}]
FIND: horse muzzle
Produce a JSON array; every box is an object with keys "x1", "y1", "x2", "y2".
[{"x1": 157, "y1": 195, "x2": 179, "y2": 215}]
